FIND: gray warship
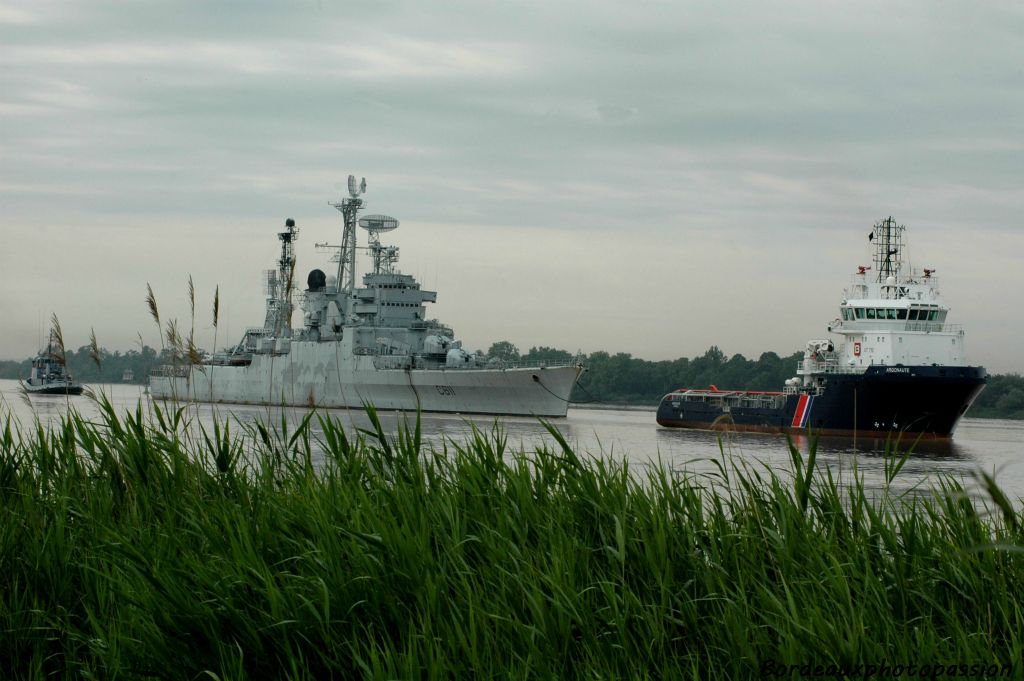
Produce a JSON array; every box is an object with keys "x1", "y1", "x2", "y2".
[{"x1": 150, "y1": 177, "x2": 583, "y2": 416}]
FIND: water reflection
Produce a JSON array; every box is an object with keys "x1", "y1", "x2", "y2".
[{"x1": 3, "y1": 380, "x2": 1022, "y2": 500}]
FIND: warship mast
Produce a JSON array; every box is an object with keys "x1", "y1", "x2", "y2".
[
  {"x1": 329, "y1": 175, "x2": 366, "y2": 320},
  {"x1": 263, "y1": 218, "x2": 299, "y2": 337}
]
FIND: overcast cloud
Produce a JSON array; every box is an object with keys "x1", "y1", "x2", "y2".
[{"x1": 2, "y1": 0, "x2": 1022, "y2": 373}]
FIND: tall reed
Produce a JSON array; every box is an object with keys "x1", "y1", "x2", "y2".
[
  {"x1": 210, "y1": 284, "x2": 220, "y2": 403},
  {"x1": 0, "y1": 402, "x2": 1020, "y2": 680}
]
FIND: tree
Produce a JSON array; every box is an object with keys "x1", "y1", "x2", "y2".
[
  {"x1": 522, "y1": 346, "x2": 574, "y2": 364},
  {"x1": 487, "y1": 341, "x2": 520, "y2": 362}
]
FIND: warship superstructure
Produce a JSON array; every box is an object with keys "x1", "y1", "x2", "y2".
[
  {"x1": 657, "y1": 217, "x2": 986, "y2": 439},
  {"x1": 150, "y1": 177, "x2": 583, "y2": 416}
]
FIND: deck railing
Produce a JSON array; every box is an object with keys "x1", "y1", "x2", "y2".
[
  {"x1": 831, "y1": 320, "x2": 964, "y2": 334},
  {"x1": 372, "y1": 356, "x2": 583, "y2": 371}
]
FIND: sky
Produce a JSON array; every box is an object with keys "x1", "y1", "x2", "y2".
[{"x1": 2, "y1": 0, "x2": 1022, "y2": 374}]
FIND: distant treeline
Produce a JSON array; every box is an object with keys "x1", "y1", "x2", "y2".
[{"x1": 2, "y1": 342, "x2": 1021, "y2": 419}]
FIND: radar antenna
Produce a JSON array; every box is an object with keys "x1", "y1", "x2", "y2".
[
  {"x1": 870, "y1": 216, "x2": 905, "y2": 290},
  {"x1": 359, "y1": 214, "x2": 401, "y2": 274},
  {"x1": 348, "y1": 175, "x2": 367, "y2": 199}
]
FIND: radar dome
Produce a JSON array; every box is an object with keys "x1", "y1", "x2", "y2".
[{"x1": 307, "y1": 269, "x2": 327, "y2": 291}]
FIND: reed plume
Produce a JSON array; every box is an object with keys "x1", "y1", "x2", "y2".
[
  {"x1": 49, "y1": 313, "x2": 66, "y2": 367},
  {"x1": 145, "y1": 283, "x2": 164, "y2": 354},
  {"x1": 88, "y1": 327, "x2": 102, "y2": 370},
  {"x1": 281, "y1": 260, "x2": 296, "y2": 336},
  {"x1": 212, "y1": 285, "x2": 220, "y2": 330},
  {"x1": 187, "y1": 331, "x2": 202, "y2": 366},
  {"x1": 286, "y1": 259, "x2": 296, "y2": 299},
  {"x1": 187, "y1": 274, "x2": 196, "y2": 343},
  {"x1": 165, "y1": 319, "x2": 182, "y2": 360},
  {"x1": 145, "y1": 283, "x2": 160, "y2": 328},
  {"x1": 210, "y1": 285, "x2": 220, "y2": 402}
]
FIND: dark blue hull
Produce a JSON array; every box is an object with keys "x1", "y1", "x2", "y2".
[
  {"x1": 656, "y1": 365, "x2": 986, "y2": 439},
  {"x1": 24, "y1": 384, "x2": 84, "y2": 396}
]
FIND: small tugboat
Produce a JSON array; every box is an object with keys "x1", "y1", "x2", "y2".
[
  {"x1": 657, "y1": 217, "x2": 986, "y2": 439},
  {"x1": 22, "y1": 330, "x2": 84, "y2": 396}
]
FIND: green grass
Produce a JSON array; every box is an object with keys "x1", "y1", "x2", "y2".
[{"x1": 1, "y1": 398, "x2": 1021, "y2": 680}]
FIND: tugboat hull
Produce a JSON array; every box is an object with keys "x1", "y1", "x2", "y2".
[
  {"x1": 657, "y1": 366, "x2": 987, "y2": 439},
  {"x1": 22, "y1": 381, "x2": 84, "y2": 396}
]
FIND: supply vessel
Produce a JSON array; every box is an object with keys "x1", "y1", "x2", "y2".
[{"x1": 656, "y1": 218, "x2": 986, "y2": 438}]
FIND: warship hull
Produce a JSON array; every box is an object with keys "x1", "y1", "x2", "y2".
[
  {"x1": 656, "y1": 365, "x2": 986, "y2": 439},
  {"x1": 151, "y1": 338, "x2": 582, "y2": 417}
]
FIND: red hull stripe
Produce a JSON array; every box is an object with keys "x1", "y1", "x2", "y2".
[{"x1": 791, "y1": 394, "x2": 812, "y2": 428}]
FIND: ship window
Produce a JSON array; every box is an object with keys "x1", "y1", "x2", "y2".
[
  {"x1": 855, "y1": 308, "x2": 865, "y2": 319},
  {"x1": 866, "y1": 308, "x2": 876, "y2": 319},
  {"x1": 877, "y1": 308, "x2": 888, "y2": 319},
  {"x1": 938, "y1": 310, "x2": 947, "y2": 322},
  {"x1": 897, "y1": 309, "x2": 907, "y2": 320},
  {"x1": 887, "y1": 309, "x2": 897, "y2": 320},
  {"x1": 908, "y1": 309, "x2": 919, "y2": 320},
  {"x1": 928, "y1": 310, "x2": 938, "y2": 321}
]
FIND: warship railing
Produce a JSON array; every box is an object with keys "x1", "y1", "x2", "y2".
[
  {"x1": 483, "y1": 359, "x2": 582, "y2": 369},
  {"x1": 372, "y1": 356, "x2": 583, "y2": 371}
]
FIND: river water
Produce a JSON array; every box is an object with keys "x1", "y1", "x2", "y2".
[{"x1": 3, "y1": 379, "x2": 1023, "y2": 501}]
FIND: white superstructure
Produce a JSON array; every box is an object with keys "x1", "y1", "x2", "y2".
[{"x1": 797, "y1": 217, "x2": 967, "y2": 386}]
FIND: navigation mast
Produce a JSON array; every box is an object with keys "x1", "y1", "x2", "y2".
[
  {"x1": 871, "y1": 216, "x2": 904, "y2": 285},
  {"x1": 263, "y1": 218, "x2": 298, "y2": 337},
  {"x1": 359, "y1": 214, "x2": 400, "y2": 274},
  {"x1": 329, "y1": 175, "x2": 366, "y2": 319}
]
